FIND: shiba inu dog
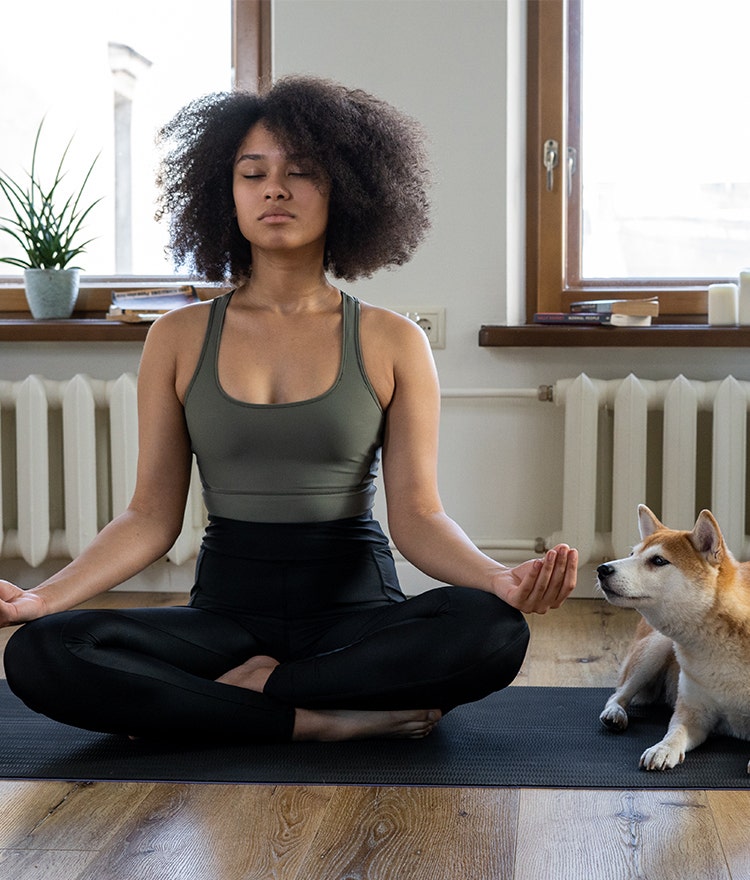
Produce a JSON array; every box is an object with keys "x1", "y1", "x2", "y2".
[{"x1": 596, "y1": 505, "x2": 750, "y2": 773}]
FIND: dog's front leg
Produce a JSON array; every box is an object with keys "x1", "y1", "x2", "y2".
[
  {"x1": 600, "y1": 682, "x2": 643, "y2": 731},
  {"x1": 600, "y1": 630, "x2": 674, "y2": 731},
  {"x1": 639, "y1": 700, "x2": 712, "y2": 771}
]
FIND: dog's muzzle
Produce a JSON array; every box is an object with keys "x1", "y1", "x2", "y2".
[{"x1": 596, "y1": 563, "x2": 617, "y2": 589}]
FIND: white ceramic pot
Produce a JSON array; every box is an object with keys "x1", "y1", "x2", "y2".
[{"x1": 23, "y1": 268, "x2": 80, "y2": 319}]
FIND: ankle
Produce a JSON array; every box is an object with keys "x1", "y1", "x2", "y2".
[{"x1": 216, "y1": 655, "x2": 279, "y2": 691}]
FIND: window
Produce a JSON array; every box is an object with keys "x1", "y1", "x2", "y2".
[
  {"x1": 0, "y1": 0, "x2": 269, "y2": 287},
  {"x1": 526, "y1": 0, "x2": 750, "y2": 322}
]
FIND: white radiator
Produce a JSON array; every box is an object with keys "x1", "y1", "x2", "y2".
[
  {"x1": 548, "y1": 373, "x2": 750, "y2": 565},
  {"x1": 0, "y1": 374, "x2": 204, "y2": 567},
  {"x1": 3, "y1": 372, "x2": 747, "y2": 571}
]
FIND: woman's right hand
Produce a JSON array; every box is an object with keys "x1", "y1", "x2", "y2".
[{"x1": 0, "y1": 581, "x2": 46, "y2": 627}]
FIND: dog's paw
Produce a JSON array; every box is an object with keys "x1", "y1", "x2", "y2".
[
  {"x1": 599, "y1": 704, "x2": 629, "y2": 731},
  {"x1": 639, "y1": 742, "x2": 685, "y2": 771}
]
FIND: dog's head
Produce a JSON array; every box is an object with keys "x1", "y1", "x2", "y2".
[{"x1": 596, "y1": 505, "x2": 730, "y2": 617}]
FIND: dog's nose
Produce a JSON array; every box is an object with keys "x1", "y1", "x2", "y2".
[{"x1": 597, "y1": 563, "x2": 615, "y2": 578}]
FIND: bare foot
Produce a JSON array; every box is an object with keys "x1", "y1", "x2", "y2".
[
  {"x1": 216, "y1": 655, "x2": 280, "y2": 692},
  {"x1": 293, "y1": 707, "x2": 442, "y2": 742},
  {"x1": 217, "y1": 659, "x2": 442, "y2": 742}
]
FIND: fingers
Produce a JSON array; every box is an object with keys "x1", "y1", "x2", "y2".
[
  {"x1": 0, "y1": 580, "x2": 23, "y2": 627},
  {"x1": 508, "y1": 545, "x2": 578, "y2": 614},
  {"x1": 0, "y1": 580, "x2": 44, "y2": 627},
  {"x1": 0, "y1": 579, "x2": 23, "y2": 603},
  {"x1": 535, "y1": 545, "x2": 578, "y2": 611},
  {"x1": 0, "y1": 579, "x2": 18, "y2": 595}
]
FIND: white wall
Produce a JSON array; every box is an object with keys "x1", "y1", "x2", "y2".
[
  {"x1": 4, "y1": 0, "x2": 749, "y2": 596},
  {"x1": 271, "y1": 0, "x2": 750, "y2": 595},
  {"x1": 273, "y1": 0, "x2": 516, "y2": 374}
]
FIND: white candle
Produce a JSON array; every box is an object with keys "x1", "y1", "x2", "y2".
[
  {"x1": 738, "y1": 270, "x2": 750, "y2": 325},
  {"x1": 707, "y1": 283, "x2": 738, "y2": 325}
]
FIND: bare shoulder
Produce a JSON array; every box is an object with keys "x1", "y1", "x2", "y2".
[
  {"x1": 147, "y1": 298, "x2": 212, "y2": 341},
  {"x1": 358, "y1": 300, "x2": 437, "y2": 409},
  {"x1": 142, "y1": 299, "x2": 214, "y2": 357},
  {"x1": 359, "y1": 301, "x2": 432, "y2": 358},
  {"x1": 140, "y1": 299, "x2": 214, "y2": 398}
]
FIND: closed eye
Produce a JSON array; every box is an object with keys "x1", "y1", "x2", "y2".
[
  {"x1": 241, "y1": 171, "x2": 311, "y2": 179},
  {"x1": 650, "y1": 555, "x2": 670, "y2": 567}
]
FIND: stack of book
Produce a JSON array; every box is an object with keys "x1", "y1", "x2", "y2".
[
  {"x1": 106, "y1": 286, "x2": 199, "y2": 322},
  {"x1": 534, "y1": 297, "x2": 659, "y2": 326}
]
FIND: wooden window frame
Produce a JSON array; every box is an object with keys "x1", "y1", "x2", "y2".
[
  {"x1": 233, "y1": 0, "x2": 272, "y2": 92},
  {"x1": 525, "y1": 0, "x2": 716, "y2": 324}
]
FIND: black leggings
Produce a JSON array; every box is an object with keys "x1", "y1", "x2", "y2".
[{"x1": 4, "y1": 515, "x2": 530, "y2": 742}]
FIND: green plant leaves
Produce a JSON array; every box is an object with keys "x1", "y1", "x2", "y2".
[{"x1": 0, "y1": 119, "x2": 101, "y2": 270}]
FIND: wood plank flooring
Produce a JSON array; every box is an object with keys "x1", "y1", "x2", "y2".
[{"x1": 1, "y1": 595, "x2": 749, "y2": 880}]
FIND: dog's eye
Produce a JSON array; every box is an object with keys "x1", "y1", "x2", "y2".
[{"x1": 650, "y1": 555, "x2": 670, "y2": 567}]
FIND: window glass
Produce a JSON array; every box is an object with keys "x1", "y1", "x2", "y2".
[
  {"x1": 580, "y1": 0, "x2": 750, "y2": 280},
  {"x1": 0, "y1": 1, "x2": 231, "y2": 277}
]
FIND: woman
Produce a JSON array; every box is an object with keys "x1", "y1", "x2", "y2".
[{"x1": 1, "y1": 77, "x2": 577, "y2": 742}]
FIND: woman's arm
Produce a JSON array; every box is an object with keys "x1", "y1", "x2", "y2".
[
  {"x1": 0, "y1": 311, "x2": 197, "y2": 626},
  {"x1": 380, "y1": 315, "x2": 577, "y2": 614}
]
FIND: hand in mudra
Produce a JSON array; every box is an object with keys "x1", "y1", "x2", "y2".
[{"x1": 493, "y1": 545, "x2": 578, "y2": 614}]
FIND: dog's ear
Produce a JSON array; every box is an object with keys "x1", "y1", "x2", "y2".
[
  {"x1": 638, "y1": 505, "x2": 664, "y2": 539},
  {"x1": 690, "y1": 510, "x2": 724, "y2": 565}
]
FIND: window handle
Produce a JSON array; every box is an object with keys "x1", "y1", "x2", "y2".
[{"x1": 543, "y1": 139, "x2": 559, "y2": 191}]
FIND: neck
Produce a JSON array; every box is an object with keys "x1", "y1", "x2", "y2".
[
  {"x1": 640, "y1": 600, "x2": 712, "y2": 644},
  {"x1": 238, "y1": 248, "x2": 336, "y2": 313}
]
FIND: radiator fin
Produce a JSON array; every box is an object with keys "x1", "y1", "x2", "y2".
[
  {"x1": 552, "y1": 373, "x2": 750, "y2": 564},
  {"x1": 0, "y1": 373, "x2": 204, "y2": 567}
]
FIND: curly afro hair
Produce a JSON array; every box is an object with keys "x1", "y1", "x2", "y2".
[{"x1": 155, "y1": 76, "x2": 432, "y2": 283}]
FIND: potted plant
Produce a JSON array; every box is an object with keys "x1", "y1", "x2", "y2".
[{"x1": 0, "y1": 120, "x2": 101, "y2": 319}]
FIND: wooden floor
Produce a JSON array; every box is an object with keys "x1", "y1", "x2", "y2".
[{"x1": 1, "y1": 594, "x2": 749, "y2": 880}]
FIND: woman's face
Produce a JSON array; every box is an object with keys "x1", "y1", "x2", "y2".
[{"x1": 232, "y1": 122, "x2": 330, "y2": 257}]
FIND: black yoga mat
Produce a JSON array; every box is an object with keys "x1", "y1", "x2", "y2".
[{"x1": 1, "y1": 681, "x2": 747, "y2": 789}]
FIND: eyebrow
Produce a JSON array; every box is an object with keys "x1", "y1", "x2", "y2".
[
  {"x1": 235, "y1": 152, "x2": 310, "y2": 165},
  {"x1": 235, "y1": 153, "x2": 265, "y2": 164}
]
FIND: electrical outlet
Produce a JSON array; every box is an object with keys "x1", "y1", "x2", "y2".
[{"x1": 403, "y1": 307, "x2": 446, "y2": 348}]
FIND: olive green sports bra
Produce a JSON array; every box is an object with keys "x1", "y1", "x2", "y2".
[{"x1": 183, "y1": 291, "x2": 385, "y2": 522}]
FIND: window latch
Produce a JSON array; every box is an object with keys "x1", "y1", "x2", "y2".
[{"x1": 543, "y1": 139, "x2": 559, "y2": 191}]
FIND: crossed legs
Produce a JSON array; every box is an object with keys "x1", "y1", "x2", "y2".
[{"x1": 4, "y1": 586, "x2": 528, "y2": 742}]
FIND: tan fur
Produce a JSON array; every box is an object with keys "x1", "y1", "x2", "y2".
[{"x1": 597, "y1": 505, "x2": 750, "y2": 773}]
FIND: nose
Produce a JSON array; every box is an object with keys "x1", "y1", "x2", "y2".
[
  {"x1": 263, "y1": 173, "x2": 290, "y2": 200},
  {"x1": 597, "y1": 563, "x2": 615, "y2": 578}
]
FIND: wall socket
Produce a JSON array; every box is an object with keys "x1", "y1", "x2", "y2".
[{"x1": 403, "y1": 307, "x2": 446, "y2": 349}]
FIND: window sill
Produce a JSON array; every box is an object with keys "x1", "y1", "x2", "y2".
[
  {"x1": 0, "y1": 314, "x2": 151, "y2": 342},
  {"x1": 5, "y1": 318, "x2": 748, "y2": 346},
  {"x1": 0, "y1": 282, "x2": 225, "y2": 342},
  {"x1": 478, "y1": 324, "x2": 750, "y2": 347}
]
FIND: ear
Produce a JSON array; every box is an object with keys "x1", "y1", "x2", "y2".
[
  {"x1": 690, "y1": 509, "x2": 724, "y2": 565},
  {"x1": 638, "y1": 504, "x2": 664, "y2": 539}
]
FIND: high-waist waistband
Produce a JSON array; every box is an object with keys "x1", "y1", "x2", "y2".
[{"x1": 200, "y1": 513, "x2": 391, "y2": 561}]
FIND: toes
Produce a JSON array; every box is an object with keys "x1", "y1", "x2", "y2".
[{"x1": 600, "y1": 705, "x2": 628, "y2": 731}]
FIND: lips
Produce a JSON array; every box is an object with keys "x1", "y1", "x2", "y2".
[{"x1": 258, "y1": 208, "x2": 294, "y2": 220}]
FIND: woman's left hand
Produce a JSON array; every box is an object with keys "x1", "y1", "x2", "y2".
[{"x1": 491, "y1": 544, "x2": 578, "y2": 614}]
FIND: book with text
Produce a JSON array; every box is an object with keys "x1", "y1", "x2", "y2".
[
  {"x1": 569, "y1": 297, "x2": 659, "y2": 317},
  {"x1": 107, "y1": 286, "x2": 199, "y2": 322},
  {"x1": 533, "y1": 312, "x2": 652, "y2": 326}
]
